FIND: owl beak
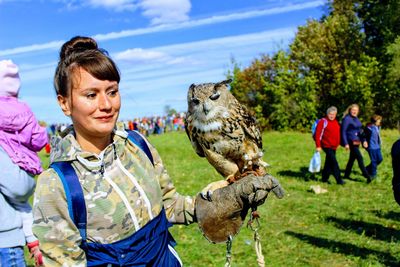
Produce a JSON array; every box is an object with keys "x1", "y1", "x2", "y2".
[{"x1": 203, "y1": 103, "x2": 210, "y2": 115}]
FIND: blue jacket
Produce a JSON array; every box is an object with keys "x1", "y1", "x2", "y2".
[
  {"x1": 364, "y1": 124, "x2": 381, "y2": 150},
  {"x1": 341, "y1": 114, "x2": 364, "y2": 146},
  {"x1": 0, "y1": 146, "x2": 36, "y2": 248}
]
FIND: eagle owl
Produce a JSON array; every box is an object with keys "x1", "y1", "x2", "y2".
[{"x1": 185, "y1": 79, "x2": 268, "y2": 187}]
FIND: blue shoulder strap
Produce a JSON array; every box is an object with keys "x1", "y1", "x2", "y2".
[
  {"x1": 50, "y1": 161, "x2": 87, "y2": 241},
  {"x1": 127, "y1": 130, "x2": 154, "y2": 166},
  {"x1": 50, "y1": 130, "x2": 154, "y2": 241}
]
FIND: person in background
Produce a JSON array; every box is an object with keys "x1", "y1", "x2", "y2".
[
  {"x1": 341, "y1": 104, "x2": 371, "y2": 182},
  {"x1": 392, "y1": 123, "x2": 400, "y2": 206},
  {"x1": 364, "y1": 115, "x2": 383, "y2": 180},
  {"x1": 0, "y1": 60, "x2": 46, "y2": 266},
  {"x1": 315, "y1": 106, "x2": 344, "y2": 185},
  {"x1": 32, "y1": 36, "x2": 283, "y2": 266}
]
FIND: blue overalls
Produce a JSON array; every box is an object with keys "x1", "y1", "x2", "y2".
[
  {"x1": 51, "y1": 131, "x2": 182, "y2": 266},
  {"x1": 80, "y1": 209, "x2": 181, "y2": 266}
]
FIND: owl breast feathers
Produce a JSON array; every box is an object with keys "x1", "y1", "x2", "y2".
[{"x1": 185, "y1": 79, "x2": 267, "y2": 183}]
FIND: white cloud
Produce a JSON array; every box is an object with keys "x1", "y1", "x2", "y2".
[
  {"x1": 0, "y1": 0, "x2": 323, "y2": 56},
  {"x1": 114, "y1": 48, "x2": 190, "y2": 65},
  {"x1": 116, "y1": 48, "x2": 167, "y2": 61},
  {"x1": 83, "y1": 0, "x2": 137, "y2": 11},
  {"x1": 138, "y1": 0, "x2": 191, "y2": 25},
  {"x1": 61, "y1": 0, "x2": 189, "y2": 22},
  {"x1": 0, "y1": 41, "x2": 63, "y2": 57},
  {"x1": 94, "y1": 0, "x2": 322, "y2": 41}
]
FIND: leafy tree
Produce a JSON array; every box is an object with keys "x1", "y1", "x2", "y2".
[
  {"x1": 229, "y1": 55, "x2": 274, "y2": 129},
  {"x1": 355, "y1": 0, "x2": 400, "y2": 65},
  {"x1": 230, "y1": 51, "x2": 318, "y2": 131},
  {"x1": 290, "y1": 7, "x2": 379, "y2": 122},
  {"x1": 264, "y1": 51, "x2": 318, "y2": 131},
  {"x1": 384, "y1": 37, "x2": 400, "y2": 125},
  {"x1": 227, "y1": 0, "x2": 397, "y2": 129},
  {"x1": 355, "y1": 0, "x2": 400, "y2": 126}
]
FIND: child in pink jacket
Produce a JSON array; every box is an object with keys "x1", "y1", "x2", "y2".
[{"x1": 0, "y1": 60, "x2": 47, "y2": 266}]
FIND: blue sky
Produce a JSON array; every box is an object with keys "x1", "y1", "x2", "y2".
[{"x1": 0, "y1": 0, "x2": 326, "y2": 123}]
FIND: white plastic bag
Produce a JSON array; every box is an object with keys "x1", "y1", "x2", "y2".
[{"x1": 308, "y1": 151, "x2": 321, "y2": 173}]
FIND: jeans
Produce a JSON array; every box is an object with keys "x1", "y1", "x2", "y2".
[
  {"x1": 367, "y1": 149, "x2": 383, "y2": 177},
  {"x1": 0, "y1": 246, "x2": 26, "y2": 267},
  {"x1": 322, "y1": 148, "x2": 342, "y2": 183},
  {"x1": 344, "y1": 143, "x2": 370, "y2": 180}
]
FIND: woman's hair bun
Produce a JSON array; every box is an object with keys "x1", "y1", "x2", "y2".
[{"x1": 60, "y1": 36, "x2": 98, "y2": 60}]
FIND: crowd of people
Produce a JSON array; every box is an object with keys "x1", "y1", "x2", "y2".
[
  {"x1": 46, "y1": 113, "x2": 186, "y2": 140},
  {"x1": 0, "y1": 35, "x2": 399, "y2": 266}
]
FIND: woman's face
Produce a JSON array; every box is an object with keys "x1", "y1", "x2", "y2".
[
  {"x1": 350, "y1": 106, "x2": 359, "y2": 117},
  {"x1": 58, "y1": 67, "x2": 121, "y2": 140},
  {"x1": 327, "y1": 111, "x2": 337, "y2": 121}
]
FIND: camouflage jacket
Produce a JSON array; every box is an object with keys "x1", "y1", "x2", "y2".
[{"x1": 33, "y1": 126, "x2": 196, "y2": 266}]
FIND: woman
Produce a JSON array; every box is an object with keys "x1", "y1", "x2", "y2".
[
  {"x1": 341, "y1": 104, "x2": 371, "y2": 182},
  {"x1": 315, "y1": 106, "x2": 344, "y2": 185},
  {"x1": 32, "y1": 36, "x2": 281, "y2": 266}
]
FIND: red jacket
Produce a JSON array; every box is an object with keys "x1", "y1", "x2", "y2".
[{"x1": 315, "y1": 117, "x2": 340, "y2": 150}]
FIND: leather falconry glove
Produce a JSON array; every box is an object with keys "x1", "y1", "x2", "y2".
[{"x1": 195, "y1": 173, "x2": 284, "y2": 243}]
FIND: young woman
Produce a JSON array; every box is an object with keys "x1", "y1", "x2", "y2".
[
  {"x1": 32, "y1": 36, "x2": 282, "y2": 266},
  {"x1": 341, "y1": 104, "x2": 371, "y2": 182}
]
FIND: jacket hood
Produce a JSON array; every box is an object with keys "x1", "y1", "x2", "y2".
[{"x1": 49, "y1": 124, "x2": 129, "y2": 166}]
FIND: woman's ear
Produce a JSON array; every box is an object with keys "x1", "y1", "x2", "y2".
[{"x1": 57, "y1": 95, "x2": 71, "y2": 116}]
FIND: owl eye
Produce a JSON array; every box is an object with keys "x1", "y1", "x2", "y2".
[
  {"x1": 191, "y1": 98, "x2": 200, "y2": 105},
  {"x1": 210, "y1": 92, "x2": 220, "y2": 101}
]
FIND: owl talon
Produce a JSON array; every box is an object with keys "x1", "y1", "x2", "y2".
[
  {"x1": 206, "y1": 190, "x2": 213, "y2": 201},
  {"x1": 200, "y1": 191, "x2": 213, "y2": 201}
]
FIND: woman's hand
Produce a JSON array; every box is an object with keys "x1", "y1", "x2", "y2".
[
  {"x1": 345, "y1": 144, "x2": 350, "y2": 151},
  {"x1": 363, "y1": 141, "x2": 368, "y2": 149}
]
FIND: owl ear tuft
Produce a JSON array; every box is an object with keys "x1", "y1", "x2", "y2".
[
  {"x1": 221, "y1": 79, "x2": 232, "y2": 85},
  {"x1": 217, "y1": 79, "x2": 232, "y2": 87},
  {"x1": 215, "y1": 79, "x2": 232, "y2": 90},
  {"x1": 189, "y1": 83, "x2": 196, "y2": 90}
]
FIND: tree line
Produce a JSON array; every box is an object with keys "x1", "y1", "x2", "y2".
[{"x1": 227, "y1": 0, "x2": 400, "y2": 130}]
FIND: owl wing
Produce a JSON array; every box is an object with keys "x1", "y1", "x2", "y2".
[
  {"x1": 184, "y1": 114, "x2": 206, "y2": 157},
  {"x1": 236, "y1": 101, "x2": 263, "y2": 149}
]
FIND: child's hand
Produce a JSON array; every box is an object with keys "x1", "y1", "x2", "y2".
[{"x1": 27, "y1": 240, "x2": 44, "y2": 266}]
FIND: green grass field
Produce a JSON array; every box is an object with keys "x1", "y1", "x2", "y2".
[{"x1": 28, "y1": 130, "x2": 400, "y2": 266}]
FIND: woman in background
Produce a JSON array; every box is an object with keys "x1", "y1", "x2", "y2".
[{"x1": 341, "y1": 104, "x2": 371, "y2": 182}]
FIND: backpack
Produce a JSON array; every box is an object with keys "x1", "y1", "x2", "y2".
[
  {"x1": 312, "y1": 118, "x2": 328, "y2": 141},
  {"x1": 50, "y1": 130, "x2": 154, "y2": 240}
]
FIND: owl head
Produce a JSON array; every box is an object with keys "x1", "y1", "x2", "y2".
[{"x1": 187, "y1": 79, "x2": 233, "y2": 121}]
